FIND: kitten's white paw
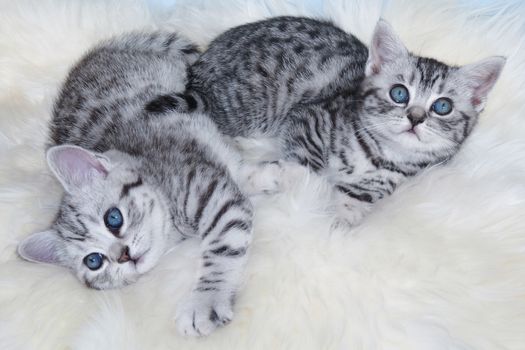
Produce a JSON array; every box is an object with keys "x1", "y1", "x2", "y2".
[
  {"x1": 175, "y1": 292, "x2": 233, "y2": 337},
  {"x1": 239, "y1": 161, "x2": 283, "y2": 196},
  {"x1": 330, "y1": 217, "x2": 354, "y2": 232},
  {"x1": 331, "y1": 196, "x2": 372, "y2": 232}
]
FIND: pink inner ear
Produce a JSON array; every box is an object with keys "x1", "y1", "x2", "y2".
[
  {"x1": 367, "y1": 20, "x2": 408, "y2": 77},
  {"x1": 471, "y1": 72, "x2": 497, "y2": 107},
  {"x1": 471, "y1": 96, "x2": 482, "y2": 107},
  {"x1": 60, "y1": 148, "x2": 108, "y2": 177},
  {"x1": 370, "y1": 61, "x2": 381, "y2": 75},
  {"x1": 18, "y1": 230, "x2": 62, "y2": 265},
  {"x1": 462, "y1": 56, "x2": 505, "y2": 109},
  {"x1": 48, "y1": 146, "x2": 109, "y2": 192}
]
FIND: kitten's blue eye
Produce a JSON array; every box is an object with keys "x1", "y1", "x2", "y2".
[
  {"x1": 389, "y1": 85, "x2": 409, "y2": 104},
  {"x1": 84, "y1": 253, "x2": 104, "y2": 271},
  {"x1": 104, "y1": 207, "x2": 123, "y2": 230},
  {"x1": 432, "y1": 98, "x2": 453, "y2": 115}
]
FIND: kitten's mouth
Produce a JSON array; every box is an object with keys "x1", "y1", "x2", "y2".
[
  {"x1": 132, "y1": 247, "x2": 150, "y2": 267},
  {"x1": 404, "y1": 127, "x2": 421, "y2": 140}
]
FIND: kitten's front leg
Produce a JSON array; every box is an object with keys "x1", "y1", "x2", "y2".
[
  {"x1": 331, "y1": 188, "x2": 374, "y2": 230},
  {"x1": 331, "y1": 174, "x2": 398, "y2": 230},
  {"x1": 175, "y1": 178, "x2": 253, "y2": 337}
]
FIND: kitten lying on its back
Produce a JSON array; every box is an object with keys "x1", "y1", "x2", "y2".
[
  {"x1": 189, "y1": 17, "x2": 505, "y2": 228},
  {"x1": 18, "y1": 33, "x2": 253, "y2": 336}
]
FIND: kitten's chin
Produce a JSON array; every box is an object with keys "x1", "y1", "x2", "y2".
[
  {"x1": 392, "y1": 128, "x2": 456, "y2": 157},
  {"x1": 381, "y1": 127, "x2": 439, "y2": 156},
  {"x1": 376, "y1": 125, "x2": 424, "y2": 148}
]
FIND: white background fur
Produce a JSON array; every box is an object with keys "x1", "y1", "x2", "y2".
[{"x1": 1, "y1": 0, "x2": 525, "y2": 349}]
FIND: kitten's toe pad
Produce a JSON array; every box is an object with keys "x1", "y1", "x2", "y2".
[{"x1": 175, "y1": 292, "x2": 233, "y2": 337}]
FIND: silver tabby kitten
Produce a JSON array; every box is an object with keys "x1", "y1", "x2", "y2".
[
  {"x1": 189, "y1": 16, "x2": 505, "y2": 227},
  {"x1": 18, "y1": 32, "x2": 254, "y2": 336}
]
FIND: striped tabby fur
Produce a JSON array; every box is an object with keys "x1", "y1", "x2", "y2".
[
  {"x1": 189, "y1": 16, "x2": 505, "y2": 227},
  {"x1": 18, "y1": 32, "x2": 253, "y2": 336}
]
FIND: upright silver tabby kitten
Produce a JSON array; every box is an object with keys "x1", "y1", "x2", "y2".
[
  {"x1": 18, "y1": 32, "x2": 254, "y2": 336},
  {"x1": 189, "y1": 17, "x2": 505, "y2": 227}
]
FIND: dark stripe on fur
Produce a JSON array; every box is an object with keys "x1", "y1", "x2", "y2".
[
  {"x1": 120, "y1": 177, "x2": 143, "y2": 198},
  {"x1": 335, "y1": 185, "x2": 373, "y2": 203},
  {"x1": 219, "y1": 219, "x2": 251, "y2": 236},
  {"x1": 194, "y1": 179, "x2": 219, "y2": 228},
  {"x1": 201, "y1": 198, "x2": 243, "y2": 239},
  {"x1": 183, "y1": 169, "x2": 196, "y2": 219},
  {"x1": 209, "y1": 245, "x2": 247, "y2": 257}
]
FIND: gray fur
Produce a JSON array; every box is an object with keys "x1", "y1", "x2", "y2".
[
  {"x1": 19, "y1": 32, "x2": 252, "y2": 336},
  {"x1": 189, "y1": 16, "x2": 505, "y2": 226}
]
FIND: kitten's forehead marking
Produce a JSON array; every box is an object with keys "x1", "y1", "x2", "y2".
[
  {"x1": 414, "y1": 57, "x2": 451, "y2": 92},
  {"x1": 126, "y1": 198, "x2": 146, "y2": 229},
  {"x1": 120, "y1": 176, "x2": 143, "y2": 199}
]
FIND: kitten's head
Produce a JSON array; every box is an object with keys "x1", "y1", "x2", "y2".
[
  {"x1": 18, "y1": 145, "x2": 169, "y2": 289},
  {"x1": 360, "y1": 19, "x2": 505, "y2": 160}
]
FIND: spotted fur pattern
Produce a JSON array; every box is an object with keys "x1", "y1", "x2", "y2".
[
  {"x1": 189, "y1": 16, "x2": 505, "y2": 227},
  {"x1": 18, "y1": 32, "x2": 253, "y2": 336}
]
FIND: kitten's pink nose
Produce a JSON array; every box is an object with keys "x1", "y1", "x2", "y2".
[
  {"x1": 117, "y1": 245, "x2": 131, "y2": 263},
  {"x1": 407, "y1": 106, "x2": 427, "y2": 126}
]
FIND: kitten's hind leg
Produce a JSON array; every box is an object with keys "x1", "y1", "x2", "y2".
[{"x1": 175, "y1": 176, "x2": 252, "y2": 337}]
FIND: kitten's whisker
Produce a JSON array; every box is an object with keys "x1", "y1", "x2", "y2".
[
  {"x1": 353, "y1": 121, "x2": 392, "y2": 134},
  {"x1": 425, "y1": 128, "x2": 461, "y2": 146}
]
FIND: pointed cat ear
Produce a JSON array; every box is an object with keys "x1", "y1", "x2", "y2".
[
  {"x1": 366, "y1": 19, "x2": 409, "y2": 76},
  {"x1": 457, "y1": 56, "x2": 506, "y2": 112},
  {"x1": 18, "y1": 230, "x2": 64, "y2": 265},
  {"x1": 47, "y1": 145, "x2": 109, "y2": 193}
]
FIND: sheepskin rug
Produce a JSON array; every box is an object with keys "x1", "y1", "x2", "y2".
[{"x1": 1, "y1": 0, "x2": 525, "y2": 349}]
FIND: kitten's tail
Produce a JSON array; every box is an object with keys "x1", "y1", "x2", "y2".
[
  {"x1": 99, "y1": 31, "x2": 200, "y2": 65},
  {"x1": 107, "y1": 32, "x2": 208, "y2": 115},
  {"x1": 145, "y1": 91, "x2": 206, "y2": 115}
]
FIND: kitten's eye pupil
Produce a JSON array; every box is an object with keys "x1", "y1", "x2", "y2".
[
  {"x1": 104, "y1": 207, "x2": 123, "y2": 230},
  {"x1": 389, "y1": 85, "x2": 409, "y2": 104},
  {"x1": 432, "y1": 98, "x2": 453, "y2": 115},
  {"x1": 84, "y1": 253, "x2": 104, "y2": 270}
]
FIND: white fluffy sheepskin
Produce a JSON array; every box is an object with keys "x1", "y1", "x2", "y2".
[{"x1": 1, "y1": 0, "x2": 525, "y2": 349}]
